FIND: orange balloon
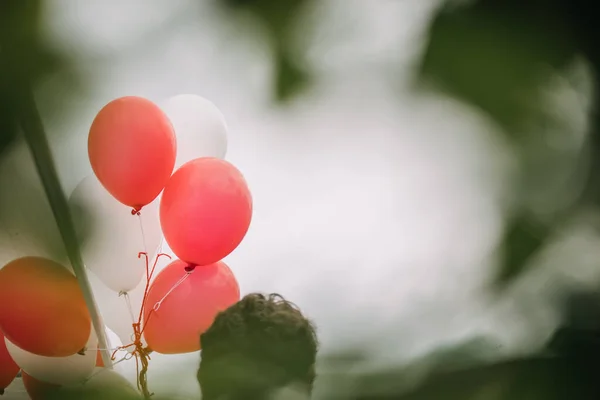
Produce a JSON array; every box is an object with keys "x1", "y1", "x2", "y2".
[
  {"x1": 160, "y1": 158, "x2": 252, "y2": 266},
  {"x1": 143, "y1": 260, "x2": 240, "y2": 354},
  {"x1": 22, "y1": 372, "x2": 61, "y2": 399},
  {"x1": 0, "y1": 331, "x2": 19, "y2": 393},
  {"x1": 88, "y1": 96, "x2": 177, "y2": 210},
  {"x1": 0, "y1": 257, "x2": 91, "y2": 357}
]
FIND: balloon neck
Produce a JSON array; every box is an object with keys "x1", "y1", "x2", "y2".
[
  {"x1": 184, "y1": 264, "x2": 197, "y2": 273},
  {"x1": 1, "y1": 387, "x2": 4, "y2": 395},
  {"x1": 77, "y1": 347, "x2": 86, "y2": 356},
  {"x1": 131, "y1": 206, "x2": 143, "y2": 215}
]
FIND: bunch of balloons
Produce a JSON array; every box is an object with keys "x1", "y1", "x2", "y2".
[{"x1": 0, "y1": 94, "x2": 252, "y2": 398}]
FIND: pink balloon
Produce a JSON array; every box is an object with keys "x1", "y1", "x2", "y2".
[
  {"x1": 143, "y1": 260, "x2": 240, "y2": 354},
  {"x1": 160, "y1": 158, "x2": 252, "y2": 266},
  {"x1": 89, "y1": 96, "x2": 177, "y2": 210},
  {"x1": 160, "y1": 158, "x2": 252, "y2": 265}
]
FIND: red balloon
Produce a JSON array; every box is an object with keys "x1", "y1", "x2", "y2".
[
  {"x1": 143, "y1": 260, "x2": 240, "y2": 354},
  {"x1": 0, "y1": 257, "x2": 91, "y2": 357},
  {"x1": 22, "y1": 372, "x2": 61, "y2": 400},
  {"x1": 160, "y1": 158, "x2": 252, "y2": 266},
  {"x1": 88, "y1": 96, "x2": 177, "y2": 210},
  {"x1": 0, "y1": 331, "x2": 19, "y2": 393}
]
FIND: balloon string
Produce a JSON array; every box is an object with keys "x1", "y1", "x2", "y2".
[
  {"x1": 111, "y1": 252, "x2": 171, "y2": 399},
  {"x1": 87, "y1": 347, "x2": 121, "y2": 351},
  {"x1": 119, "y1": 291, "x2": 137, "y2": 324},
  {"x1": 139, "y1": 266, "x2": 195, "y2": 345},
  {"x1": 81, "y1": 349, "x2": 131, "y2": 389},
  {"x1": 154, "y1": 237, "x2": 164, "y2": 261},
  {"x1": 136, "y1": 212, "x2": 149, "y2": 255},
  {"x1": 152, "y1": 271, "x2": 192, "y2": 312},
  {"x1": 84, "y1": 365, "x2": 110, "y2": 384},
  {"x1": 83, "y1": 352, "x2": 130, "y2": 384},
  {"x1": 138, "y1": 252, "x2": 172, "y2": 323}
]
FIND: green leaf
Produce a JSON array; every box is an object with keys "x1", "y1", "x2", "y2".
[
  {"x1": 494, "y1": 214, "x2": 552, "y2": 287},
  {"x1": 217, "y1": 0, "x2": 312, "y2": 102},
  {"x1": 417, "y1": 2, "x2": 577, "y2": 135}
]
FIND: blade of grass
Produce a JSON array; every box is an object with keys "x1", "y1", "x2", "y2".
[{"x1": 18, "y1": 85, "x2": 113, "y2": 368}]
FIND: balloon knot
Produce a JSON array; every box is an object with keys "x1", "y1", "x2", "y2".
[
  {"x1": 131, "y1": 206, "x2": 142, "y2": 215},
  {"x1": 0, "y1": 388, "x2": 4, "y2": 395},
  {"x1": 77, "y1": 347, "x2": 86, "y2": 356},
  {"x1": 184, "y1": 264, "x2": 197, "y2": 273}
]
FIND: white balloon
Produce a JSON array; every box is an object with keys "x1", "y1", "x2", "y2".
[
  {"x1": 69, "y1": 175, "x2": 162, "y2": 292},
  {"x1": 161, "y1": 94, "x2": 228, "y2": 167},
  {"x1": 104, "y1": 327, "x2": 124, "y2": 360},
  {"x1": 88, "y1": 250, "x2": 172, "y2": 352},
  {"x1": 6, "y1": 329, "x2": 97, "y2": 385},
  {"x1": 104, "y1": 327, "x2": 133, "y2": 374},
  {"x1": 89, "y1": 270, "x2": 145, "y2": 351}
]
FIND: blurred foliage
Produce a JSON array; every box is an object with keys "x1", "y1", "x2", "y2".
[
  {"x1": 418, "y1": 1, "x2": 577, "y2": 135},
  {"x1": 494, "y1": 214, "x2": 551, "y2": 286},
  {"x1": 0, "y1": 154, "x2": 67, "y2": 262},
  {"x1": 31, "y1": 288, "x2": 600, "y2": 398},
  {"x1": 418, "y1": 0, "x2": 600, "y2": 287},
  {"x1": 0, "y1": 0, "x2": 86, "y2": 264},
  {"x1": 322, "y1": 337, "x2": 502, "y2": 399},
  {"x1": 218, "y1": 0, "x2": 312, "y2": 102},
  {"x1": 340, "y1": 288, "x2": 600, "y2": 399},
  {"x1": 68, "y1": 195, "x2": 95, "y2": 253},
  {"x1": 0, "y1": 0, "x2": 82, "y2": 156},
  {"x1": 0, "y1": 0, "x2": 105, "y2": 368}
]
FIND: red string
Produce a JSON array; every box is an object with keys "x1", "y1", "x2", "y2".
[{"x1": 112, "y1": 251, "x2": 171, "y2": 398}]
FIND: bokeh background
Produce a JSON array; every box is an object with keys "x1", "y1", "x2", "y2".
[{"x1": 2, "y1": 0, "x2": 600, "y2": 398}]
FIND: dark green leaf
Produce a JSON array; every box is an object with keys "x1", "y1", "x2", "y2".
[
  {"x1": 273, "y1": 47, "x2": 309, "y2": 102},
  {"x1": 217, "y1": 0, "x2": 312, "y2": 102},
  {"x1": 494, "y1": 214, "x2": 552, "y2": 287},
  {"x1": 417, "y1": 1, "x2": 576, "y2": 135}
]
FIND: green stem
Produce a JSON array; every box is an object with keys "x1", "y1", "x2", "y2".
[{"x1": 18, "y1": 86, "x2": 113, "y2": 369}]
